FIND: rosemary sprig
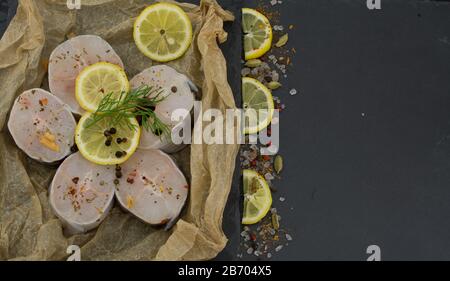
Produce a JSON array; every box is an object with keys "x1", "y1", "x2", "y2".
[{"x1": 86, "y1": 85, "x2": 170, "y2": 139}]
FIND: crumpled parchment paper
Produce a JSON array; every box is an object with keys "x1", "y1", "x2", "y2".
[{"x1": 0, "y1": 0, "x2": 239, "y2": 261}]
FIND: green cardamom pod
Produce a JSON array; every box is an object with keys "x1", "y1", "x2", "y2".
[
  {"x1": 245, "y1": 59, "x2": 262, "y2": 68},
  {"x1": 271, "y1": 213, "x2": 280, "y2": 230},
  {"x1": 274, "y1": 155, "x2": 283, "y2": 174},
  {"x1": 268, "y1": 81, "x2": 282, "y2": 90},
  {"x1": 275, "y1": 34, "x2": 289, "y2": 48}
]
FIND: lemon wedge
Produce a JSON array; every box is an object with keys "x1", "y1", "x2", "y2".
[
  {"x1": 133, "y1": 3, "x2": 193, "y2": 62},
  {"x1": 75, "y1": 113, "x2": 140, "y2": 165},
  {"x1": 242, "y1": 77, "x2": 275, "y2": 135},
  {"x1": 75, "y1": 62, "x2": 129, "y2": 112},
  {"x1": 242, "y1": 169, "x2": 273, "y2": 225},
  {"x1": 242, "y1": 8, "x2": 273, "y2": 60}
]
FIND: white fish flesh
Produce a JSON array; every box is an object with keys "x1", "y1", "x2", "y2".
[
  {"x1": 7, "y1": 88, "x2": 76, "y2": 163},
  {"x1": 130, "y1": 65, "x2": 195, "y2": 153},
  {"x1": 115, "y1": 149, "x2": 189, "y2": 225},
  {"x1": 49, "y1": 152, "x2": 116, "y2": 235},
  {"x1": 48, "y1": 35, "x2": 124, "y2": 115}
]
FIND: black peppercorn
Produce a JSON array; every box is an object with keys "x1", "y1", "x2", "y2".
[
  {"x1": 109, "y1": 127, "x2": 117, "y2": 134},
  {"x1": 115, "y1": 151, "x2": 123, "y2": 158},
  {"x1": 70, "y1": 144, "x2": 78, "y2": 152}
]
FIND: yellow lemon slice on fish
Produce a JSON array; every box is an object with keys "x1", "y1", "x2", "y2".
[
  {"x1": 75, "y1": 113, "x2": 140, "y2": 165},
  {"x1": 242, "y1": 8, "x2": 273, "y2": 60},
  {"x1": 75, "y1": 62, "x2": 129, "y2": 112},
  {"x1": 133, "y1": 3, "x2": 193, "y2": 62},
  {"x1": 242, "y1": 169, "x2": 272, "y2": 225}
]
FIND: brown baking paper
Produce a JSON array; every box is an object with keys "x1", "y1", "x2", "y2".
[{"x1": 0, "y1": 0, "x2": 238, "y2": 260}]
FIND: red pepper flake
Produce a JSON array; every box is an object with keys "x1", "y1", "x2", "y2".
[{"x1": 68, "y1": 186, "x2": 77, "y2": 196}]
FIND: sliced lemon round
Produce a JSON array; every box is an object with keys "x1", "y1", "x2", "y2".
[
  {"x1": 242, "y1": 77, "x2": 275, "y2": 135},
  {"x1": 75, "y1": 62, "x2": 129, "y2": 112},
  {"x1": 133, "y1": 3, "x2": 193, "y2": 62},
  {"x1": 242, "y1": 169, "x2": 272, "y2": 225},
  {"x1": 242, "y1": 8, "x2": 272, "y2": 60},
  {"x1": 75, "y1": 113, "x2": 140, "y2": 165}
]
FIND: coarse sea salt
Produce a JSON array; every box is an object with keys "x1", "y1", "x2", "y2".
[{"x1": 270, "y1": 0, "x2": 283, "y2": 7}]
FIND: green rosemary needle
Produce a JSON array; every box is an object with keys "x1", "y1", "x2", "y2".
[{"x1": 86, "y1": 85, "x2": 171, "y2": 139}]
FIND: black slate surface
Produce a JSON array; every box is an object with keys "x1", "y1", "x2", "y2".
[
  {"x1": 240, "y1": 0, "x2": 450, "y2": 261},
  {"x1": 0, "y1": 0, "x2": 16, "y2": 36},
  {"x1": 213, "y1": 0, "x2": 243, "y2": 261},
  {"x1": 3, "y1": 0, "x2": 450, "y2": 261}
]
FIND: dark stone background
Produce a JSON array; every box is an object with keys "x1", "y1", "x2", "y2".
[{"x1": 2, "y1": 0, "x2": 450, "y2": 261}]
